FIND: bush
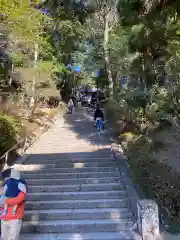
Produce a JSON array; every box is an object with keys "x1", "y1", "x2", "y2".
[
  {"x1": 105, "y1": 100, "x2": 140, "y2": 134},
  {"x1": 105, "y1": 100, "x2": 122, "y2": 125},
  {"x1": 106, "y1": 100, "x2": 130, "y2": 125},
  {"x1": 120, "y1": 132, "x2": 138, "y2": 142},
  {"x1": 146, "y1": 85, "x2": 173, "y2": 122},
  {"x1": 0, "y1": 115, "x2": 21, "y2": 156},
  {"x1": 125, "y1": 136, "x2": 180, "y2": 224}
]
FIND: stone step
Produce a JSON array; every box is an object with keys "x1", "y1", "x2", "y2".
[
  {"x1": 19, "y1": 167, "x2": 118, "y2": 174},
  {"x1": 25, "y1": 151, "x2": 112, "y2": 158},
  {"x1": 26, "y1": 198, "x2": 129, "y2": 210},
  {"x1": 27, "y1": 177, "x2": 121, "y2": 186},
  {"x1": 19, "y1": 162, "x2": 116, "y2": 169},
  {"x1": 22, "y1": 219, "x2": 134, "y2": 233},
  {"x1": 27, "y1": 190, "x2": 126, "y2": 201},
  {"x1": 22, "y1": 172, "x2": 119, "y2": 179},
  {"x1": 24, "y1": 157, "x2": 114, "y2": 164},
  {"x1": 20, "y1": 231, "x2": 135, "y2": 240},
  {"x1": 28, "y1": 183, "x2": 123, "y2": 193},
  {"x1": 24, "y1": 208, "x2": 133, "y2": 221},
  {"x1": 36, "y1": 150, "x2": 110, "y2": 153},
  {"x1": 19, "y1": 114, "x2": 136, "y2": 239}
]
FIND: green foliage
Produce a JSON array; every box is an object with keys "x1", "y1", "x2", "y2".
[
  {"x1": 43, "y1": 0, "x2": 88, "y2": 99},
  {"x1": 11, "y1": 52, "x2": 29, "y2": 67},
  {"x1": 102, "y1": 0, "x2": 180, "y2": 133},
  {"x1": 115, "y1": 0, "x2": 177, "y2": 91},
  {"x1": 0, "y1": 115, "x2": 21, "y2": 155},
  {"x1": 146, "y1": 85, "x2": 173, "y2": 121},
  {"x1": 105, "y1": 99, "x2": 139, "y2": 134},
  {"x1": 0, "y1": 0, "x2": 48, "y2": 44},
  {"x1": 0, "y1": 0, "x2": 54, "y2": 96},
  {"x1": 117, "y1": 0, "x2": 142, "y2": 25}
]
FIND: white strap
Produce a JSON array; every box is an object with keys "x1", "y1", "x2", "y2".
[{"x1": 18, "y1": 183, "x2": 27, "y2": 193}]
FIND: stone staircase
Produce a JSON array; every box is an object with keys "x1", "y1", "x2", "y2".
[{"x1": 16, "y1": 112, "x2": 137, "y2": 240}]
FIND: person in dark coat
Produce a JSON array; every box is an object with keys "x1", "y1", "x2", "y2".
[{"x1": 94, "y1": 105, "x2": 104, "y2": 131}]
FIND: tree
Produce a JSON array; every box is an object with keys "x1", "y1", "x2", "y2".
[
  {"x1": 0, "y1": 0, "x2": 49, "y2": 85},
  {"x1": 101, "y1": 0, "x2": 180, "y2": 134},
  {"x1": 117, "y1": 0, "x2": 177, "y2": 89},
  {"x1": 143, "y1": 0, "x2": 179, "y2": 15},
  {"x1": 0, "y1": 0, "x2": 60, "y2": 119},
  {"x1": 42, "y1": 0, "x2": 88, "y2": 100},
  {"x1": 86, "y1": 0, "x2": 117, "y2": 97}
]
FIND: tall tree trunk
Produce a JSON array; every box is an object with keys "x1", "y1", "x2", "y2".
[
  {"x1": 29, "y1": 43, "x2": 38, "y2": 119},
  {"x1": 112, "y1": 71, "x2": 118, "y2": 100},
  {"x1": 104, "y1": 14, "x2": 114, "y2": 99}
]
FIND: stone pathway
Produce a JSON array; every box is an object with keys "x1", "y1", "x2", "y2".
[{"x1": 15, "y1": 110, "x2": 139, "y2": 240}]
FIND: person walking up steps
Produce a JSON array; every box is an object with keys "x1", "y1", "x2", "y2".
[
  {"x1": 94, "y1": 105, "x2": 104, "y2": 131},
  {"x1": 1, "y1": 168, "x2": 27, "y2": 240},
  {"x1": 68, "y1": 98, "x2": 74, "y2": 114}
]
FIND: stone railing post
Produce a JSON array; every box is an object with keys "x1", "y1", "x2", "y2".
[{"x1": 137, "y1": 199, "x2": 160, "y2": 240}]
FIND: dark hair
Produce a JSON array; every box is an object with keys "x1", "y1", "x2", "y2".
[{"x1": 2, "y1": 168, "x2": 11, "y2": 180}]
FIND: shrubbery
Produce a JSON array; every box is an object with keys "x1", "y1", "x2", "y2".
[
  {"x1": 124, "y1": 135, "x2": 180, "y2": 224},
  {"x1": 105, "y1": 84, "x2": 180, "y2": 225},
  {"x1": 0, "y1": 115, "x2": 21, "y2": 156},
  {"x1": 105, "y1": 100, "x2": 138, "y2": 133},
  {"x1": 105, "y1": 85, "x2": 175, "y2": 133}
]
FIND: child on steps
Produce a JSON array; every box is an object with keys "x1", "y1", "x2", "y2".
[
  {"x1": 1, "y1": 168, "x2": 27, "y2": 240},
  {"x1": 0, "y1": 171, "x2": 18, "y2": 216},
  {"x1": 1, "y1": 168, "x2": 26, "y2": 216}
]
